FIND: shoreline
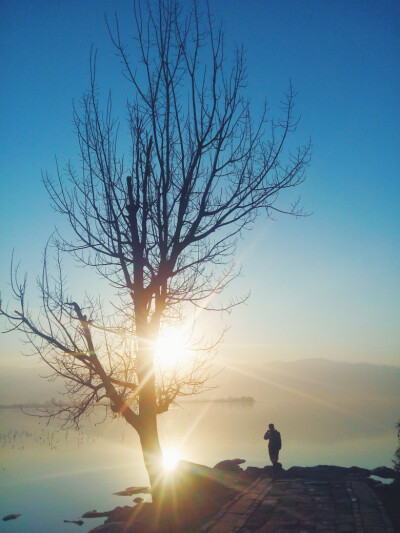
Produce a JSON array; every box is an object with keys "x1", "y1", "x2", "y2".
[
  {"x1": 2, "y1": 461, "x2": 398, "y2": 531},
  {"x1": 80, "y1": 461, "x2": 398, "y2": 533}
]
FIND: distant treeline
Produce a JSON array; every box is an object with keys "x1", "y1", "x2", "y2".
[
  {"x1": 0, "y1": 401, "x2": 65, "y2": 409},
  {"x1": 184, "y1": 396, "x2": 255, "y2": 404},
  {"x1": 0, "y1": 396, "x2": 256, "y2": 409}
]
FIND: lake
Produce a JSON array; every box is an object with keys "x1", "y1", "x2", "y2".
[{"x1": 0, "y1": 401, "x2": 398, "y2": 533}]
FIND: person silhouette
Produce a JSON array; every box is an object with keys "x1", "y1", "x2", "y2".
[{"x1": 264, "y1": 423, "x2": 282, "y2": 469}]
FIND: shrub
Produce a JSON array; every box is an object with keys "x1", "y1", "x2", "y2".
[{"x1": 393, "y1": 420, "x2": 400, "y2": 477}]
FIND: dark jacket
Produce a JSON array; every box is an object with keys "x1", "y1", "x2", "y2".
[{"x1": 264, "y1": 428, "x2": 282, "y2": 450}]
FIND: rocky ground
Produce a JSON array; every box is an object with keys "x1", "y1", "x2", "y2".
[
  {"x1": 4, "y1": 460, "x2": 396, "y2": 531},
  {"x1": 84, "y1": 461, "x2": 247, "y2": 533},
  {"x1": 80, "y1": 461, "x2": 398, "y2": 533},
  {"x1": 374, "y1": 480, "x2": 400, "y2": 532}
]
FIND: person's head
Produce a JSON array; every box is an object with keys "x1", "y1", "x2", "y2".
[{"x1": 269, "y1": 423, "x2": 275, "y2": 430}]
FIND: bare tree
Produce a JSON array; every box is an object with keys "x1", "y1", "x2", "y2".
[{"x1": 0, "y1": 0, "x2": 310, "y2": 499}]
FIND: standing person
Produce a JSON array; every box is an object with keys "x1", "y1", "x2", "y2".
[{"x1": 264, "y1": 423, "x2": 282, "y2": 469}]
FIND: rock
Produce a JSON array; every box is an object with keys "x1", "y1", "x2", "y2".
[
  {"x1": 213, "y1": 459, "x2": 246, "y2": 472},
  {"x1": 83, "y1": 506, "x2": 136, "y2": 522},
  {"x1": 82, "y1": 510, "x2": 111, "y2": 519},
  {"x1": 2, "y1": 514, "x2": 21, "y2": 521},
  {"x1": 86, "y1": 462, "x2": 241, "y2": 533},
  {"x1": 366, "y1": 477, "x2": 382, "y2": 488},
  {"x1": 113, "y1": 486, "x2": 150, "y2": 496},
  {"x1": 370, "y1": 466, "x2": 396, "y2": 479},
  {"x1": 64, "y1": 519, "x2": 84, "y2": 525},
  {"x1": 88, "y1": 523, "x2": 127, "y2": 533},
  {"x1": 262, "y1": 465, "x2": 286, "y2": 478},
  {"x1": 284, "y1": 465, "x2": 370, "y2": 480},
  {"x1": 348, "y1": 466, "x2": 371, "y2": 476},
  {"x1": 106, "y1": 506, "x2": 135, "y2": 522},
  {"x1": 244, "y1": 466, "x2": 264, "y2": 477}
]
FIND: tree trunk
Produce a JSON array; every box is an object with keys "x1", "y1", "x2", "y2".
[
  {"x1": 135, "y1": 322, "x2": 164, "y2": 503},
  {"x1": 138, "y1": 413, "x2": 164, "y2": 503}
]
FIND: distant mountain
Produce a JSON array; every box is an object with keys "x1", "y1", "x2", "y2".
[
  {"x1": 1, "y1": 358, "x2": 399, "y2": 425},
  {"x1": 208, "y1": 358, "x2": 400, "y2": 405},
  {"x1": 0, "y1": 361, "x2": 62, "y2": 404},
  {"x1": 198, "y1": 358, "x2": 400, "y2": 440}
]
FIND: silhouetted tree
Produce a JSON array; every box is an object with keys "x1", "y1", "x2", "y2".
[
  {"x1": 394, "y1": 420, "x2": 400, "y2": 477},
  {"x1": 0, "y1": 0, "x2": 310, "y2": 499}
]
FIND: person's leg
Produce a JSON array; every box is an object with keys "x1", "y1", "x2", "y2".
[{"x1": 269, "y1": 447, "x2": 278, "y2": 466}]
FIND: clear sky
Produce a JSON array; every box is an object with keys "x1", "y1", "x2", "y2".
[{"x1": 0, "y1": 0, "x2": 399, "y2": 370}]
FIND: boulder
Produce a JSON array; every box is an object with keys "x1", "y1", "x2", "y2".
[
  {"x1": 83, "y1": 510, "x2": 111, "y2": 519},
  {"x1": 105, "y1": 506, "x2": 135, "y2": 523},
  {"x1": 88, "y1": 461, "x2": 241, "y2": 533},
  {"x1": 284, "y1": 465, "x2": 370, "y2": 480},
  {"x1": 88, "y1": 523, "x2": 126, "y2": 533},
  {"x1": 2, "y1": 514, "x2": 21, "y2": 521},
  {"x1": 370, "y1": 466, "x2": 396, "y2": 479},
  {"x1": 244, "y1": 466, "x2": 264, "y2": 477},
  {"x1": 113, "y1": 486, "x2": 150, "y2": 496},
  {"x1": 213, "y1": 459, "x2": 246, "y2": 472}
]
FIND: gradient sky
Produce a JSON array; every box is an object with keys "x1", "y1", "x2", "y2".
[{"x1": 0, "y1": 0, "x2": 399, "y2": 370}]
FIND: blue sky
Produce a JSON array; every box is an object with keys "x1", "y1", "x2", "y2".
[{"x1": 0, "y1": 0, "x2": 399, "y2": 368}]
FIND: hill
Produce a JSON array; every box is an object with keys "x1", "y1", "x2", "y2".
[
  {"x1": 209, "y1": 358, "x2": 400, "y2": 405},
  {"x1": 1, "y1": 358, "x2": 399, "y2": 426},
  {"x1": 197, "y1": 358, "x2": 400, "y2": 441}
]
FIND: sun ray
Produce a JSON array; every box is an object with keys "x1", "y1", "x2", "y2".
[{"x1": 216, "y1": 356, "x2": 375, "y2": 426}]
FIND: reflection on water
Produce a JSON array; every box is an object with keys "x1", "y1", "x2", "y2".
[{"x1": 0, "y1": 401, "x2": 398, "y2": 533}]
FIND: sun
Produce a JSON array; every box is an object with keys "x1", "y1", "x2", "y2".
[
  {"x1": 162, "y1": 448, "x2": 180, "y2": 471},
  {"x1": 155, "y1": 328, "x2": 190, "y2": 368}
]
